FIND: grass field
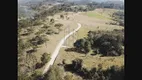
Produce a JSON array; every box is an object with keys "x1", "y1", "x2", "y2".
[
  {"x1": 86, "y1": 11, "x2": 110, "y2": 20},
  {"x1": 18, "y1": 8, "x2": 124, "y2": 79},
  {"x1": 54, "y1": 8, "x2": 124, "y2": 73},
  {"x1": 55, "y1": 48, "x2": 124, "y2": 70}
]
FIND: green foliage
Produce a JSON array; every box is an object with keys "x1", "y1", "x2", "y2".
[
  {"x1": 64, "y1": 74, "x2": 73, "y2": 80},
  {"x1": 74, "y1": 38, "x2": 92, "y2": 54},
  {"x1": 31, "y1": 71, "x2": 43, "y2": 80},
  {"x1": 18, "y1": 18, "x2": 42, "y2": 29},
  {"x1": 42, "y1": 24, "x2": 50, "y2": 29},
  {"x1": 54, "y1": 23, "x2": 63, "y2": 31},
  {"x1": 112, "y1": 11, "x2": 124, "y2": 26},
  {"x1": 32, "y1": 20, "x2": 42, "y2": 26},
  {"x1": 35, "y1": 29, "x2": 46, "y2": 35},
  {"x1": 46, "y1": 29, "x2": 55, "y2": 35},
  {"x1": 74, "y1": 30, "x2": 124, "y2": 56},
  {"x1": 64, "y1": 59, "x2": 124, "y2": 80},
  {"x1": 29, "y1": 36, "x2": 48, "y2": 46},
  {"x1": 41, "y1": 53, "x2": 50, "y2": 65},
  {"x1": 44, "y1": 65, "x2": 64, "y2": 80},
  {"x1": 18, "y1": 39, "x2": 32, "y2": 54},
  {"x1": 50, "y1": 18, "x2": 55, "y2": 24},
  {"x1": 18, "y1": 19, "x2": 33, "y2": 28},
  {"x1": 72, "y1": 58, "x2": 83, "y2": 72},
  {"x1": 35, "y1": 53, "x2": 50, "y2": 69},
  {"x1": 18, "y1": 74, "x2": 33, "y2": 80}
]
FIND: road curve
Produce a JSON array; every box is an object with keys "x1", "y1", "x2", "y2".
[{"x1": 42, "y1": 23, "x2": 81, "y2": 74}]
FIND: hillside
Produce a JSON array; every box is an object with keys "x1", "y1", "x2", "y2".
[{"x1": 18, "y1": 1, "x2": 124, "y2": 80}]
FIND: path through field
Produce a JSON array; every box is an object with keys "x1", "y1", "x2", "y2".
[{"x1": 42, "y1": 23, "x2": 81, "y2": 74}]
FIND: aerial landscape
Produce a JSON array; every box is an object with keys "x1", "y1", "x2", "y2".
[{"x1": 18, "y1": 0, "x2": 124, "y2": 80}]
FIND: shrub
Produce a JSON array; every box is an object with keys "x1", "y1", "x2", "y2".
[
  {"x1": 35, "y1": 62, "x2": 43, "y2": 69},
  {"x1": 64, "y1": 74, "x2": 73, "y2": 80},
  {"x1": 32, "y1": 20, "x2": 42, "y2": 26},
  {"x1": 43, "y1": 65, "x2": 64, "y2": 80},
  {"x1": 54, "y1": 23, "x2": 63, "y2": 29},
  {"x1": 18, "y1": 39, "x2": 33, "y2": 54},
  {"x1": 29, "y1": 36, "x2": 48, "y2": 46},
  {"x1": 35, "y1": 29, "x2": 46, "y2": 35},
  {"x1": 31, "y1": 71, "x2": 43, "y2": 80},
  {"x1": 41, "y1": 53, "x2": 50, "y2": 65},
  {"x1": 42, "y1": 25, "x2": 50, "y2": 29},
  {"x1": 64, "y1": 60, "x2": 124, "y2": 80},
  {"x1": 46, "y1": 29, "x2": 54, "y2": 35},
  {"x1": 50, "y1": 18, "x2": 55, "y2": 24}
]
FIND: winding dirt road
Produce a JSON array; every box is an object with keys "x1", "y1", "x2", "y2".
[{"x1": 42, "y1": 23, "x2": 81, "y2": 74}]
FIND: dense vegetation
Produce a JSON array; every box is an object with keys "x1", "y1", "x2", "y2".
[
  {"x1": 64, "y1": 58, "x2": 124, "y2": 80},
  {"x1": 73, "y1": 29, "x2": 124, "y2": 56},
  {"x1": 112, "y1": 11, "x2": 124, "y2": 26},
  {"x1": 36, "y1": 53, "x2": 50, "y2": 69},
  {"x1": 43, "y1": 65, "x2": 64, "y2": 80},
  {"x1": 18, "y1": 0, "x2": 124, "y2": 20}
]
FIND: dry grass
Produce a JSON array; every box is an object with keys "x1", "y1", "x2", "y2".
[
  {"x1": 55, "y1": 48, "x2": 124, "y2": 70},
  {"x1": 54, "y1": 8, "x2": 124, "y2": 72},
  {"x1": 19, "y1": 8, "x2": 124, "y2": 77}
]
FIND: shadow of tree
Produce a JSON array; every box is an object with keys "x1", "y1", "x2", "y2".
[
  {"x1": 26, "y1": 49, "x2": 37, "y2": 54},
  {"x1": 65, "y1": 48, "x2": 85, "y2": 54},
  {"x1": 64, "y1": 63, "x2": 124, "y2": 80}
]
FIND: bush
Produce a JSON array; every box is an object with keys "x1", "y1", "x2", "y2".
[
  {"x1": 42, "y1": 25, "x2": 50, "y2": 29},
  {"x1": 31, "y1": 71, "x2": 43, "y2": 80},
  {"x1": 50, "y1": 18, "x2": 55, "y2": 24},
  {"x1": 35, "y1": 62, "x2": 43, "y2": 69},
  {"x1": 43, "y1": 65, "x2": 64, "y2": 80},
  {"x1": 35, "y1": 29, "x2": 46, "y2": 35},
  {"x1": 41, "y1": 53, "x2": 50, "y2": 65},
  {"x1": 46, "y1": 29, "x2": 54, "y2": 35},
  {"x1": 112, "y1": 11, "x2": 124, "y2": 27},
  {"x1": 29, "y1": 36, "x2": 48, "y2": 46},
  {"x1": 32, "y1": 20, "x2": 42, "y2": 26},
  {"x1": 18, "y1": 39, "x2": 33, "y2": 54},
  {"x1": 54, "y1": 23, "x2": 63, "y2": 29},
  {"x1": 64, "y1": 74, "x2": 73, "y2": 80},
  {"x1": 64, "y1": 59, "x2": 124, "y2": 80}
]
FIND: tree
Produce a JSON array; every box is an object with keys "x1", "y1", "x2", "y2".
[
  {"x1": 74, "y1": 38, "x2": 86, "y2": 53},
  {"x1": 84, "y1": 40, "x2": 91, "y2": 54},
  {"x1": 74, "y1": 29, "x2": 124, "y2": 56},
  {"x1": 44, "y1": 65, "x2": 64, "y2": 80},
  {"x1": 72, "y1": 58, "x2": 83, "y2": 72}
]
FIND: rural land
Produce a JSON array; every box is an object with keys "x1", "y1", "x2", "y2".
[{"x1": 18, "y1": 0, "x2": 124, "y2": 80}]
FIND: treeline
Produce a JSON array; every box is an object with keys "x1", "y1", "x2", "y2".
[
  {"x1": 74, "y1": 29, "x2": 124, "y2": 56},
  {"x1": 24, "y1": 1, "x2": 124, "y2": 19},
  {"x1": 18, "y1": 1, "x2": 124, "y2": 28}
]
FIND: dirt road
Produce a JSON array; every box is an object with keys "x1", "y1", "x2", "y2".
[{"x1": 42, "y1": 23, "x2": 81, "y2": 74}]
